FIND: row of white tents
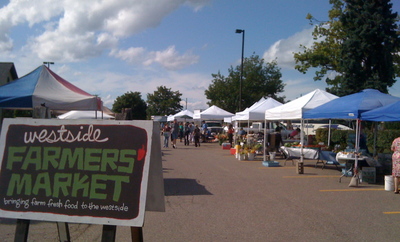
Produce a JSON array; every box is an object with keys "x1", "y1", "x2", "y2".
[
  {"x1": 167, "y1": 88, "x2": 400, "y2": 167},
  {"x1": 167, "y1": 88, "x2": 337, "y2": 123}
]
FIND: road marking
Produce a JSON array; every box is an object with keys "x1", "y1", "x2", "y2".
[
  {"x1": 383, "y1": 211, "x2": 400, "y2": 214},
  {"x1": 320, "y1": 188, "x2": 385, "y2": 192},
  {"x1": 283, "y1": 175, "x2": 341, "y2": 178}
]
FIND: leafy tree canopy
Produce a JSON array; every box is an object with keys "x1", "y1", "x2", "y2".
[
  {"x1": 294, "y1": 0, "x2": 400, "y2": 96},
  {"x1": 146, "y1": 86, "x2": 182, "y2": 118},
  {"x1": 112, "y1": 91, "x2": 147, "y2": 120},
  {"x1": 205, "y1": 54, "x2": 285, "y2": 113}
]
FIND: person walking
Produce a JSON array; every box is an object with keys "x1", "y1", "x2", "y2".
[
  {"x1": 227, "y1": 124, "x2": 234, "y2": 146},
  {"x1": 171, "y1": 119, "x2": 179, "y2": 149},
  {"x1": 391, "y1": 136, "x2": 400, "y2": 193},
  {"x1": 179, "y1": 122, "x2": 184, "y2": 142},
  {"x1": 184, "y1": 122, "x2": 190, "y2": 146},
  {"x1": 162, "y1": 123, "x2": 171, "y2": 148},
  {"x1": 194, "y1": 125, "x2": 201, "y2": 147}
]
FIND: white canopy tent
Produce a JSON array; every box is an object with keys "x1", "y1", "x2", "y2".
[
  {"x1": 57, "y1": 110, "x2": 115, "y2": 119},
  {"x1": 264, "y1": 89, "x2": 338, "y2": 162},
  {"x1": 265, "y1": 89, "x2": 338, "y2": 120},
  {"x1": 193, "y1": 105, "x2": 234, "y2": 120},
  {"x1": 167, "y1": 109, "x2": 194, "y2": 122},
  {"x1": 235, "y1": 97, "x2": 282, "y2": 121}
]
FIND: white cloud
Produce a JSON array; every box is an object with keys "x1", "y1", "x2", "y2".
[
  {"x1": 263, "y1": 28, "x2": 315, "y2": 69},
  {"x1": 0, "y1": 0, "x2": 210, "y2": 62},
  {"x1": 112, "y1": 45, "x2": 199, "y2": 71}
]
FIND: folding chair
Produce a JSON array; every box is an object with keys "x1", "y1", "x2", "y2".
[
  {"x1": 282, "y1": 148, "x2": 296, "y2": 166},
  {"x1": 316, "y1": 151, "x2": 341, "y2": 171}
]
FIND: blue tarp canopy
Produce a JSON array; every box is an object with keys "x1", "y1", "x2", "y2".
[
  {"x1": 303, "y1": 89, "x2": 400, "y2": 120},
  {"x1": 361, "y1": 100, "x2": 400, "y2": 122}
]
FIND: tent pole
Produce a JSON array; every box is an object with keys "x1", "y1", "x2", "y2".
[
  {"x1": 355, "y1": 119, "x2": 360, "y2": 169},
  {"x1": 327, "y1": 120, "x2": 332, "y2": 147},
  {"x1": 300, "y1": 119, "x2": 304, "y2": 163},
  {"x1": 263, "y1": 119, "x2": 267, "y2": 161}
]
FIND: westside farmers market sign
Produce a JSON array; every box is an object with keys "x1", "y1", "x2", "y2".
[{"x1": 0, "y1": 119, "x2": 152, "y2": 226}]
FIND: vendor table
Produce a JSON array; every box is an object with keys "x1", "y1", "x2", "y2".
[
  {"x1": 336, "y1": 152, "x2": 367, "y2": 182},
  {"x1": 280, "y1": 146, "x2": 319, "y2": 165}
]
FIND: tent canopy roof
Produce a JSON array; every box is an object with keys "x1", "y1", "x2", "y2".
[
  {"x1": 193, "y1": 105, "x2": 234, "y2": 120},
  {"x1": 167, "y1": 109, "x2": 194, "y2": 121},
  {"x1": 265, "y1": 89, "x2": 338, "y2": 120},
  {"x1": 235, "y1": 97, "x2": 282, "y2": 121},
  {"x1": 57, "y1": 110, "x2": 115, "y2": 119},
  {"x1": 361, "y1": 100, "x2": 400, "y2": 122},
  {"x1": 303, "y1": 89, "x2": 400, "y2": 120},
  {"x1": 0, "y1": 65, "x2": 100, "y2": 110}
]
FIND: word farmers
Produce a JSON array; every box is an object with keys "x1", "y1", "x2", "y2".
[{"x1": 24, "y1": 125, "x2": 109, "y2": 144}]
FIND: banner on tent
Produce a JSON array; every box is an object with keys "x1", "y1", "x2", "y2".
[{"x1": 0, "y1": 119, "x2": 152, "y2": 227}]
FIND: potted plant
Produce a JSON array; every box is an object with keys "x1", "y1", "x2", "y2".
[
  {"x1": 217, "y1": 133, "x2": 227, "y2": 145},
  {"x1": 248, "y1": 149, "x2": 256, "y2": 161},
  {"x1": 238, "y1": 149, "x2": 248, "y2": 161}
]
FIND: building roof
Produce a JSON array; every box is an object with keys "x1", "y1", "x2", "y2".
[{"x1": 0, "y1": 62, "x2": 18, "y2": 85}]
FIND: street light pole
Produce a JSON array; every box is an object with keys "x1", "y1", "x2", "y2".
[
  {"x1": 43, "y1": 62, "x2": 54, "y2": 69},
  {"x1": 235, "y1": 29, "x2": 245, "y2": 111}
]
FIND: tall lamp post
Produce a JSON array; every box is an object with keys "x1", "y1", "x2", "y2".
[
  {"x1": 235, "y1": 29, "x2": 245, "y2": 111},
  {"x1": 43, "y1": 62, "x2": 54, "y2": 69}
]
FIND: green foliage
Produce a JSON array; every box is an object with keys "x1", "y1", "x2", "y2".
[
  {"x1": 315, "y1": 129, "x2": 330, "y2": 146},
  {"x1": 315, "y1": 127, "x2": 400, "y2": 154},
  {"x1": 331, "y1": 130, "x2": 354, "y2": 149},
  {"x1": 2, "y1": 109, "x2": 33, "y2": 118},
  {"x1": 294, "y1": 0, "x2": 400, "y2": 96},
  {"x1": 338, "y1": 0, "x2": 399, "y2": 96},
  {"x1": 112, "y1": 91, "x2": 147, "y2": 120},
  {"x1": 315, "y1": 129, "x2": 354, "y2": 150},
  {"x1": 205, "y1": 54, "x2": 285, "y2": 113},
  {"x1": 365, "y1": 129, "x2": 400, "y2": 154},
  {"x1": 146, "y1": 86, "x2": 182, "y2": 118}
]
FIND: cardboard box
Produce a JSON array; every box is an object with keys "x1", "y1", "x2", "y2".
[{"x1": 362, "y1": 167, "x2": 376, "y2": 184}]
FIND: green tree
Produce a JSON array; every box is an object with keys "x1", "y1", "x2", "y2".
[
  {"x1": 294, "y1": 0, "x2": 400, "y2": 96},
  {"x1": 205, "y1": 54, "x2": 285, "y2": 113},
  {"x1": 146, "y1": 86, "x2": 182, "y2": 118},
  {"x1": 112, "y1": 91, "x2": 147, "y2": 120},
  {"x1": 339, "y1": 0, "x2": 399, "y2": 96}
]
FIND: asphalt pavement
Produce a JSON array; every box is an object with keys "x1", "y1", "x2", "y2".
[{"x1": 1, "y1": 139, "x2": 400, "y2": 241}]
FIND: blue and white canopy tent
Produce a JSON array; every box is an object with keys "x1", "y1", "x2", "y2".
[
  {"x1": 303, "y1": 89, "x2": 400, "y2": 170},
  {"x1": 0, "y1": 65, "x2": 101, "y2": 111}
]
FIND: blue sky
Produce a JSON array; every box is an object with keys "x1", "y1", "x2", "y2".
[{"x1": 1, "y1": 0, "x2": 399, "y2": 112}]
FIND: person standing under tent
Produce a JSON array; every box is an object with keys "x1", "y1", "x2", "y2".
[
  {"x1": 201, "y1": 120, "x2": 208, "y2": 143},
  {"x1": 391, "y1": 136, "x2": 400, "y2": 194}
]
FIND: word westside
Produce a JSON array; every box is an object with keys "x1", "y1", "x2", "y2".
[{"x1": 24, "y1": 125, "x2": 109, "y2": 144}]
